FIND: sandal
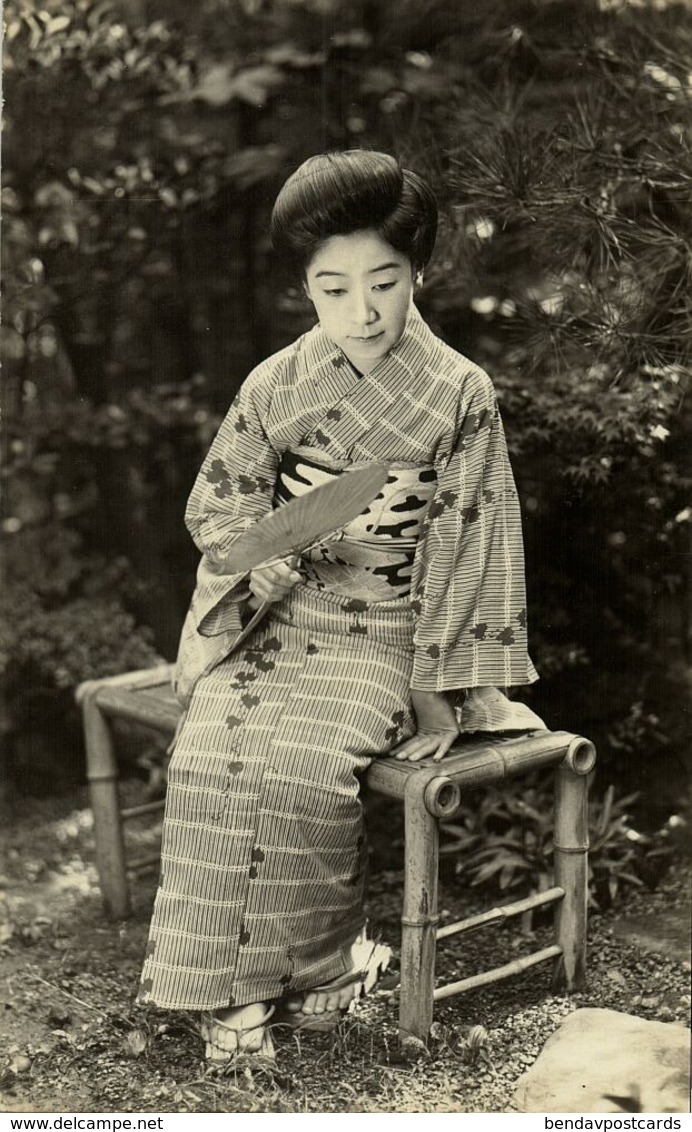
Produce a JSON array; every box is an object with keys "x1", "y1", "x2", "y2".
[
  {"x1": 277, "y1": 934, "x2": 392, "y2": 1031},
  {"x1": 200, "y1": 1003, "x2": 276, "y2": 1062}
]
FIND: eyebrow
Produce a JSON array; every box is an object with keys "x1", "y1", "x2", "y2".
[{"x1": 313, "y1": 262, "x2": 403, "y2": 278}]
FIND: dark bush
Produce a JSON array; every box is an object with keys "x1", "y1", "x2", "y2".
[{"x1": 2, "y1": 0, "x2": 690, "y2": 799}]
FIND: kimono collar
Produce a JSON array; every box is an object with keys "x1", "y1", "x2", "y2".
[
  {"x1": 298, "y1": 304, "x2": 441, "y2": 387},
  {"x1": 266, "y1": 304, "x2": 450, "y2": 460}
]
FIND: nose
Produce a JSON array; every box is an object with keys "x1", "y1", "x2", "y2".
[{"x1": 350, "y1": 287, "x2": 379, "y2": 328}]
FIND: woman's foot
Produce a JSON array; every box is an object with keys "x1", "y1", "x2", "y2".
[
  {"x1": 200, "y1": 1002, "x2": 276, "y2": 1062},
  {"x1": 282, "y1": 975, "x2": 356, "y2": 1019},
  {"x1": 280, "y1": 934, "x2": 392, "y2": 1028}
]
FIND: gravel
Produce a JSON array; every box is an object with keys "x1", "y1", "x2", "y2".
[{"x1": 1, "y1": 786, "x2": 689, "y2": 1113}]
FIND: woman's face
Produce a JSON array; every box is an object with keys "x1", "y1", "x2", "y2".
[{"x1": 304, "y1": 229, "x2": 415, "y2": 373}]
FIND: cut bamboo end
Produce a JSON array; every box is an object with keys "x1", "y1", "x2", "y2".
[
  {"x1": 436, "y1": 886, "x2": 564, "y2": 940},
  {"x1": 563, "y1": 737, "x2": 597, "y2": 776},
  {"x1": 433, "y1": 944, "x2": 563, "y2": 1001},
  {"x1": 424, "y1": 776, "x2": 461, "y2": 818}
]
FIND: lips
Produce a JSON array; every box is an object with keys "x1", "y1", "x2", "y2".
[{"x1": 351, "y1": 332, "x2": 385, "y2": 342}]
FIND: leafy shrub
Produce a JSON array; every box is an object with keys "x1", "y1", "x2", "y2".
[
  {"x1": 0, "y1": 591, "x2": 158, "y2": 716},
  {"x1": 2, "y1": 0, "x2": 690, "y2": 798},
  {"x1": 441, "y1": 777, "x2": 673, "y2": 916},
  {"x1": 0, "y1": 524, "x2": 160, "y2": 773}
]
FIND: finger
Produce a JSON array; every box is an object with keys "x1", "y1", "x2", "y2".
[
  {"x1": 265, "y1": 562, "x2": 302, "y2": 586},
  {"x1": 392, "y1": 730, "x2": 458, "y2": 762},
  {"x1": 389, "y1": 736, "x2": 417, "y2": 757},
  {"x1": 249, "y1": 580, "x2": 274, "y2": 604},
  {"x1": 431, "y1": 732, "x2": 458, "y2": 763},
  {"x1": 248, "y1": 577, "x2": 268, "y2": 602},
  {"x1": 257, "y1": 563, "x2": 283, "y2": 584},
  {"x1": 249, "y1": 567, "x2": 294, "y2": 598},
  {"x1": 406, "y1": 740, "x2": 441, "y2": 762},
  {"x1": 251, "y1": 583, "x2": 291, "y2": 605},
  {"x1": 392, "y1": 736, "x2": 433, "y2": 761},
  {"x1": 390, "y1": 727, "x2": 444, "y2": 756},
  {"x1": 273, "y1": 560, "x2": 301, "y2": 579}
]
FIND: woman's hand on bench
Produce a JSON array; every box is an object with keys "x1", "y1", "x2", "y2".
[{"x1": 391, "y1": 689, "x2": 459, "y2": 763}]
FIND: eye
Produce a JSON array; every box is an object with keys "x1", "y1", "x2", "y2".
[
  {"x1": 373, "y1": 281, "x2": 397, "y2": 292},
  {"x1": 323, "y1": 288, "x2": 346, "y2": 297}
]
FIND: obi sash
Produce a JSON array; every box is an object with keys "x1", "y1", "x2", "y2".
[{"x1": 275, "y1": 448, "x2": 437, "y2": 601}]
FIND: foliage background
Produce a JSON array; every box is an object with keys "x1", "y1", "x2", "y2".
[{"x1": 2, "y1": 0, "x2": 691, "y2": 814}]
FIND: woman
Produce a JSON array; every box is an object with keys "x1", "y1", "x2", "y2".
[{"x1": 138, "y1": 150, "x2": 540, "y2": 1061}]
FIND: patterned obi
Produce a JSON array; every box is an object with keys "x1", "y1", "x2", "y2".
[{"x1": 274, "y1": 448, "x2": 437, "y2": 601}]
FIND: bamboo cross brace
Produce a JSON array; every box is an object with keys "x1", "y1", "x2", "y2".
[
  {"x1": 433, "y1": 944, "x2": 563, "y2": 1001},
  {"x1": 436, "y1": 886, "x2": 565, "y2": 940},
  {"x1": 129, "y1": 852, "x2": 165, "y2": 874},
  {"x1": 121, "y1": 800, "x2": 167, "y2": 820}
]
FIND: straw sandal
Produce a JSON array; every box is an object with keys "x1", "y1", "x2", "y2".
[
  {"x1": 200, "y1": 1003, "x2": 276, "y2": 1062},
  {"x1": 278, "y1": 936, "x2": 392, "y2": 1031}
]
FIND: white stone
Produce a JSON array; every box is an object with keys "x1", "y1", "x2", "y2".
[{"x1": 512, "y1": 1007, "x2": 690, "y2": 1113}]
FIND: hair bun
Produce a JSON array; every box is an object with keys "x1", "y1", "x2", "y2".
[{"x1": 270, "y1": 149, "x2": 437, "y2": 276}]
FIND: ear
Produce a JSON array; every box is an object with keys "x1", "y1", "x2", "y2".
[{"x1": 414, "y1": 270, "x2": 424, "y2": 288}]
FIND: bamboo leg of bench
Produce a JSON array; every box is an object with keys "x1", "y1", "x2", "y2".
[
  {"x1": 552, "y1": 761, "x2": 589, "y2": 991},
  {"x1": 399, "y1": 778, "x2": 439, "y2": 1043},
  {"x1": 83, "y1": 695, "x2": 131, "y2": 919}
]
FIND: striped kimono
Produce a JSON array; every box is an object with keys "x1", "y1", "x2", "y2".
[{"x1": 138, "y1": 305, "x2": 538, "y2": 1011}]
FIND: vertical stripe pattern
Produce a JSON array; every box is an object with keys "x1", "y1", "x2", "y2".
[
  {"x1": 174, "y1": 305, "x2": 536, "y2": 708},
  {"x1": 141, "y1": 305, "x2": 541, "y2": 1012},
  {"x1": 138, "y1": 585, "x2": 416, "y2": 1011}
]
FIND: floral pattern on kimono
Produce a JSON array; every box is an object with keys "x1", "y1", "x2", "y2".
[{"x1": 173, "y1": 304, "x2": 537, "y2": 707}]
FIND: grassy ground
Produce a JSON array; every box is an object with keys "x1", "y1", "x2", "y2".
[{"x1": 1, "y1": 782, "x2": 690, "y2": 1114}]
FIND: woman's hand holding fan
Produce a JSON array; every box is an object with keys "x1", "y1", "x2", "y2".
[
  {"x1": 224, "y1": 463, "x2": 390, "y2": 649},
  {"x1": 222, "y1": 464, "x2": 390, "y2": 575},
  {"x1": 247, "y1": 555, "x2": 302, "y2": 609}
]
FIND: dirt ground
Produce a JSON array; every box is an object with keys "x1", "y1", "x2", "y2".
[{"x1": 1, "y1": 782, "x2": 690, "y2": 1114}]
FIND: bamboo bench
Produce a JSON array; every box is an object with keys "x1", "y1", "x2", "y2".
[{"x1": 76, "y1": 665, "x2": 596, "y2": 1042}]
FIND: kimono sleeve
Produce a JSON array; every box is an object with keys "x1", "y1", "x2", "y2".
[
  {"x1": 185, "y1": 363, "x2": 279, "y2": 635},
  {"x1": 410, "y1": 370, "x2": 538, "y2": 692}
]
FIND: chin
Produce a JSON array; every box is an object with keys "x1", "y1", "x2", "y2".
[{"x1": 351, "y1": 352, "x2": 387, "y2": 370}]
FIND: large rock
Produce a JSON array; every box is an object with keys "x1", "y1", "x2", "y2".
[{"x1": 513, "y1": 1008, "x2": 690, "y2": 1113}]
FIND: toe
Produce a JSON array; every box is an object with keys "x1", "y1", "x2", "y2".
[
  {"x1": 338, "y1": 983, "x2": 357, "y2": 1010},
  {"x1": 240, "y1": 1027, "x2": 264, "y2": 1053},
  {"x1": 301, "y1": 992, "x2": 318, "y2": 1015},
  {"x1": 206, "y1": 1001, "x2": 269, "y2": 1056}
]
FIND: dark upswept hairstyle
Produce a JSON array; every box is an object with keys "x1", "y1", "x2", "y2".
[{"x1": 270, "y1": 150, "x2": 438, "y2": 276}]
